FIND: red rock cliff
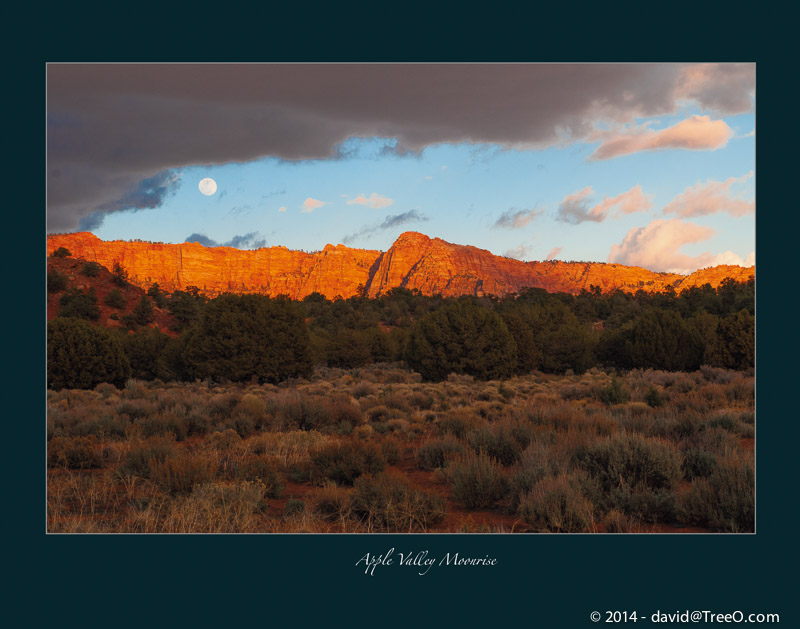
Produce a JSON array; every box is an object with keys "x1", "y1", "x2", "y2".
[{"x1": 46, "y1": 231, "x2": 754, "y2": 299}]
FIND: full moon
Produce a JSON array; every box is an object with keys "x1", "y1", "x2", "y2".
[{"x1": 198, "y1": 177, "x2": 217, "y2": 196}]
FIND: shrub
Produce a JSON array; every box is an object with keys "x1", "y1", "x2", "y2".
[
  {"x1": 350, "y1": 473, "x2": 447, "y2": 532},
  {"x1": 312, "y1": 484, "x2": 353, "y2": 521},
  {"x1": 645, "y1": 385, "x2": 665, "y2": 408},
  {"x1": 248, "y1": 430, "x2": 328, "y2": 466},
  {"x1": 380, "y1": 438, "x2": 402, "y2": 465},
  {"x1": 325, "y1": 395, "x2": 364, "y2": 426},
  {"x1": 682, "y1": 449, "x2": 718, "y2": 480},
  {"x1": 443, "y1": 450, "x2": 509, "y2": 509},
  {"x1": 149, "y1": 452, "x2": 218, "y2": 494},
  {"x1": 172, "y1": 481, "x2": 268, "y2": 531},
  {"x1": 47, "y1": 269, "x2": 68, "y2": 293},
  {"x1": 235, "y1": 457, "x2": 285, "y2": 498},
  {"x1": 508, "y1": 443, "x2": 569, "y2": 509},
  {"x1": 310, "y1": 442, "x2": 385, "y2": 486},
  {"x1": 80, "y1": 261, "x2": 103, "y2": 277},
  {"x1": 139, "y1": 413, "x2": 189, "y2": 441},
  {"x1": 577, "y1": 434, "x2": 682, "y2": 493},
  {"x1": 467, "y1": 424, "x2": 523, "y2": 466},
  {"x1": 436, "y1": 409, "x2": 478, "y2": 439},
  {"x1": 600, "y1": 510, "x2": 641, "y2": 533},
  {"x1": 285, "y1": 499, "x2": 306, "y2": 517},
  {"x1": 600, "y1": 378, "x2": 629, "y2": 406},
  {"x1": 48, "y1": 435, "x2": 103, "y2": 469},
  {"x1": 351, "y1": 381, "x2": 376, "y2": 398},
  {"x1": 117, "y1": 439, "x2": 175, "y2": 478},
  {"x1": 268, "y1": 391, "x2": 332, "y2": 430},
  {"x1": 206, "y1": 429, "x2": 242, "y2": 451},
  {"x1": 518, "y1": 474, "x2": 594, "y2": 532},
  {"x1": 678, "y1": 454, "x2": 754, "y2": 532},
  {"x1": 51, "y1": 246, "x2": 71, "y2": 258},
  {"x1": 416, "y1": 438, "x2": 465, "y2": 470},
  {"x1": 48, "y1": 318, "x2": 131, "y2": 390}
]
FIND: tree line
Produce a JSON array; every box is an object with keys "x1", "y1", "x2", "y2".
[{"x1": 47, "y1": 269, "x2": 754, "y2": 389}]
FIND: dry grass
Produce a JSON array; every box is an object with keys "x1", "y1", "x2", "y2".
[{"x1": 47, "y1": 365, "x2": 755, "y2": 533}]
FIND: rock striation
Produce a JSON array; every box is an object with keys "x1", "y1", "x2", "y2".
[{"x1": 47, "y1": 231, "x2": 754, "y2": 299}]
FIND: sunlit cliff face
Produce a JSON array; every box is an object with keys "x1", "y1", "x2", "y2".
[{"x1": 46, "y1": 231, "x2": 754, "y2": 300}]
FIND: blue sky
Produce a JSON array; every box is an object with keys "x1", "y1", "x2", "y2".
[{"x1": 48, "y1": 64, "x2": 755, "y2": 274}]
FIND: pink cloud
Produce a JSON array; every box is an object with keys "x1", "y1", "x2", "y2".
[
  {"x1": 346, "y1": 193, "x2": 394, "y2": 209},
  {"x1": 301, "y1": 198, "x2": 326, "y2": 213},
  {"x1": 557, "y1": 184, "x2": 652, "y2": 223},
  {"x1": 591, "y1": 115, "x2": 733, "y2": 160},
  {"x1": 546, "y1": 246, "x2": 562, "y2": 260},
  {"x1": 663, "y1": 172, "x2": 754, "y2": 218}
]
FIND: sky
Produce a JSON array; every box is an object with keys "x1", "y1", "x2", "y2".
[{"x1": 46, "y1": 63, "x2": 755, "y2": 274}]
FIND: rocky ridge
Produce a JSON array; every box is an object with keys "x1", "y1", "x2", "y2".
[{"x1": 46, "y1": 231, "x2": 755, "y2": 299}]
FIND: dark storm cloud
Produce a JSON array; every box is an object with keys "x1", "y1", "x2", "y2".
[
  {"x1": 343, "y1": 210, "x2": 428, "y2": 244},
  {"x1": 74, "y1": 170, "x2": 181, "y2": 231},
  {"x1": 184, "y1": 232, "x2": 266, "y2": 249},
  {"x1": 47, "y1": 63, "x2": 754, "y2": 232}
]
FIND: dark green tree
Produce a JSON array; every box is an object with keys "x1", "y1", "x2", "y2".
[
  {"x1": 48, "y1": 318, "x2": 130, "y2": 390},
  {"x1": 51, "y1": 247, "x2": 71, "y2": 258},
  {"x1": 132, "y1": 294, "x2": 155, "y2": 325},
  {"x1": 111, "y1": 261, "x2": 129, "y2": 287},
  {"x1": 181, "y1": 294, "x2": 313, "y2": 383},
  {"x1": 147, "y1": 282, "x2": 168, "y2": 308},
  {"x1": 326, "y1": 328, "x2": 373, "y2": 369},
  {"x1": 621, "y1": 308, "x2": 704, "y2": 371},
  {"x1": 406, "y1": 299, "x2": 518, "y2": 381},
  {"x1": 499, "y1": 309, "x2": 540, "y2": 374},
  {"x1": 120, "y1": 328, "x2": 173, "y2": 380},
  {"x1": 168, "y1": 287, "x2": 206, "y2": 331},
  {"x1": 80, "y1": 261, "x2": 102, "y2": 277},
  {"x1": 59, "y1": 287, "x2": 100, "y2": 321},
  {"x1": 713, "y1": 309, "x2": 754, "y2": 370},
  {"x1": 537, "y1": 319, "x2": 595, "y2": 374},
  {"x1": 47, "y1": 270, "x2": 68, "y2": 293},
  {"x1": 691, "y1": 311, "x2": 721, "y2": 365},
  {"x1": 104, "y1": 288, "x2": 126, "y2": 309}
]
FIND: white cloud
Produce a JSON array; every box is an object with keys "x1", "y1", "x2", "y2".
[
  {"x1": 663, "y1": 172, "x2": 754, "y2": 218},
  {"x1": 301, "y1": 198, "x2": 326, "y2": 213},
  {"x1": 346, "y1": 193, "x2": 394, "y2": 209},
  {"x1": 712, "y1": 250, "x2": 755, "y2": 267},
  {"x1": 609, "y1": 218, "x2": 717, "y2": 274},
  {"x1": 504, "y1": 243, "x2": 532, "y2": 260},
  {"x1": 277, "y1": 206, "x2": 287, "y2": 212}
]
